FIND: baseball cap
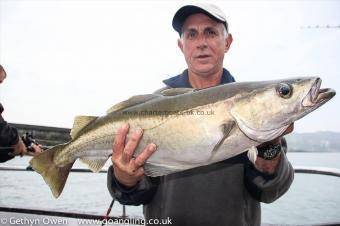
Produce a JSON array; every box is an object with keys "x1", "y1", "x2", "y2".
[{"x1": 172, "y1": 3, "x2": 228, "y2": 36}]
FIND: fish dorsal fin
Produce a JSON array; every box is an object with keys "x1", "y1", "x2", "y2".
[
  {"x1": 161, "y1": 88, "x2": 194, "y2": 96},
  {"x1": 79, "y1": 156, "x2": 109, "y2": 173},
  {"x1": 106, "y1": 94, "x2": 161, "y2": 114},
  {"x1": 71, "y1": 116, "x2": 98, "y2": 139}
]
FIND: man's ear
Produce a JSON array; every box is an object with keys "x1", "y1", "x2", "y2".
[
  {"x1": 178, "y1": 38, "x2": 184, "y2": 53},
  {"x1": 225, "y1": 34, "x2": 233, "y2": 53}
]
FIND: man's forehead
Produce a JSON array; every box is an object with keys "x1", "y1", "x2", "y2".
[{"x1": 182, "y1": 13, "x2": 222, "y2": 31}]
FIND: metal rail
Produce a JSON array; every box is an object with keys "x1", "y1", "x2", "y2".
[
  {"x1": 1, "y1": 165, "x2": 340, "y2": 177},
  {"x1": 1, "y1": 166, "x2": 339, "y2": 226},
  {"x1": 0, "y1": 166, "x2": 107, "y2": 173},
  {"x1": 0, "y1": 207, "x2": 339, "y2": 226},
  {"x1": 0, "y1": 207, "x2": 117, "y2": 220},
  {"x1": 0, "y1": 207, "x2": 143, "y2": 225},
  {"x1": 293, "y1": 166, "x2": 340, "y2": 178}
]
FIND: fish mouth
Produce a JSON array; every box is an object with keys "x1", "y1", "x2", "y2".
[{"x1": 302, "y1": 78, "x2": 336, "y2": 108}]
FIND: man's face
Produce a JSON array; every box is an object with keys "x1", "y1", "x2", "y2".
[{"x1": 178, "y1": 13, "x2": 232, "y2": 77}]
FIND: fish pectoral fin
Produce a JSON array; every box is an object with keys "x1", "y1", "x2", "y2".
[
  {"x1": 71, "y1": 116, "x2": 98, "y2": 139},
  {"x1": 29, "y1": 144, "x2": 73, "y2": 198},
  {"x1": 210, "y1": 121, "x2": 236, "y2": 158},
  {"x1": 79, "y1": 156, "x2": 109, "y2": 172},
  {"x1": 144, "y1": 163, "x2": 182, "y2": 177},
  {"x1": 160, "y1": 88, "x2": 194, "y2": 96},
  {"x1": 106, "y1": 94, "x2": 161, "y2": 114}
]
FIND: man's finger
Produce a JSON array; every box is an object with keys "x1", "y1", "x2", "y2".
[
  {"x1": 112, "y1": 123, "x2": 129, "y2": 158},
  {"x1": 280, "y1": 123, "x2": 294, "y2": 137},
  {"x1": 134, "y1": 143, "x2": 157, "y2": 167},
  {"x1": 285, "y1": 123, "x2": 294, "y2": 134},
  {"x1": 122, "y1": 127, "x2": 143, "y2": 163},
  {"x1": 31, "y1": 144, "x2": 42, "y2": 154},
  {"x1": 134, "y1": 167, "x2": 145, "y2": 179}
]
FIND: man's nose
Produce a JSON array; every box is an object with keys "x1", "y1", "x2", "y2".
[{"x1": 196, "y1": 34, "x2": 208, "y2": 49}]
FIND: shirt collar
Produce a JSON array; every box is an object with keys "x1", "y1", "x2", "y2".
[{"x1": 163, "y1": 68, "x2": 235, "y2": 88}]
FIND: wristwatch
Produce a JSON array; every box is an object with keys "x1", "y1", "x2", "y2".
[{"x1": 257, "y1": 143, "x2": 282, "y2": 160}]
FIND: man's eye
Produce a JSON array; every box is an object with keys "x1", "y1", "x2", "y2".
[
  {"x1": 207, "y1": 30, "x2": 217, "y2": 37},
  {"x1": 187, "y1": 32, "x2": 197, "y2": 39}
]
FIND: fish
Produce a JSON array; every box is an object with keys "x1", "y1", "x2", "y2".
[{"x1": 30, "y1": 77, "x2": 335, "y2": 198}]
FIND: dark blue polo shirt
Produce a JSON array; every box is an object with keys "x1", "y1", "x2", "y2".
[{"x1": 163, "y1": 68, "x2": 235, "y2": 88}]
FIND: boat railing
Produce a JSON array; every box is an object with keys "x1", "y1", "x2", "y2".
[
  {"x1": 0, "y1": 165, "x2": 339, "y2": 226},
  {"x1": 1, "y1": 165, "x2": 340, "y2": 177}
]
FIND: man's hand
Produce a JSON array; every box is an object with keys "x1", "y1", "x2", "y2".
[
  {"x1": 26, "y1": 143, "x2": 43, "y2": 156},
  {"x1": 12, "y1": 138, "x2": 27, "y2": 156},
  {"x1": 255, "y1": 123, "x2": 294, "y2": 174},
  {"x1": 12, "y1": 137, "x2": 43, "y2": 157},
  {"x1": 111, "y1": 123, "x2": 157, "y2": 188}
]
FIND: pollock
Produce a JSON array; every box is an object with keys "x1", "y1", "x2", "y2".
[{"x1": 30, "y1": 77, "x2": 335, "y2": 198}]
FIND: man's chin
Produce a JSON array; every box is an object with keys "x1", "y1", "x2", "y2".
[{"x1": 192, "y1": 66, "x2": 217, "y2": 76}]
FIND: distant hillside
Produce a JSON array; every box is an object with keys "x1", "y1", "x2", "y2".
[{"x1": 285, "y1": 132, "x2": 340, "y2": 152}]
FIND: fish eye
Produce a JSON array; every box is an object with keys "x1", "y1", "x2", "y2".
[{"x1": 276, "y1": 83, "x2": 292, "y2": 98}]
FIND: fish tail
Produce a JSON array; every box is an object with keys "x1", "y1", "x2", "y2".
[{"x1": 29, "y1": 144, "x2": 74, "y2": 198}]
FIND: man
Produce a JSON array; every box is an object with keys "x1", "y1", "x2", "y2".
[
  {"x1": 0, "y1": 64, "x2": 41, "y2": 162},
  {"x1": 107, "y1": 4, "x2": 294, "y2": 226}
]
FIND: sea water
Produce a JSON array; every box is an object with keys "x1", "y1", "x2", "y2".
[
  {"x1": 262, "y1": 152, "x2": 340, "y2": 225},
  {"x1": 1, "y1": 152, "x2": 340, "y2": 225}
]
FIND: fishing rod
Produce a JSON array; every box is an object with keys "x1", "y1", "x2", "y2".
[
  {"x1": 0, "y1": 132, "x2": 50, "y2": 151},
  {"x1": 0, "y1": 132, "x2": 50, "y2": 162}
]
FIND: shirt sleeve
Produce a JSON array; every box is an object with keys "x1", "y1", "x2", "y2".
[
  {"x1": 0, "y1": 112, "x2": 19, "y2": 146},
  {"x1": 244, "y1": 150, "x2": 294, "y2": 203},
  {"x1": 107, "y1": 165, "x2": 159, "y2": 205}
]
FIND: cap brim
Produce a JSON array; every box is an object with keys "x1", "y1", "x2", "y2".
[{"x1": 172, "y1": 5, "x2": 225, "y2": 35}]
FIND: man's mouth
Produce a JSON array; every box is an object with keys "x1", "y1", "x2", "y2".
[{"x1": 195, "y1": 54, "x2": 211, "y2": 59}]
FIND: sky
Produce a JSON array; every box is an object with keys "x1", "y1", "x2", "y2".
[{"x1": 0, "y1": 0, "x2": 339, "y2": 133}]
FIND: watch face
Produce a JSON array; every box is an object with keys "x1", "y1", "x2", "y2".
[{"x1": 259, "y1": 144, "x2": 282, "y2": 160}]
